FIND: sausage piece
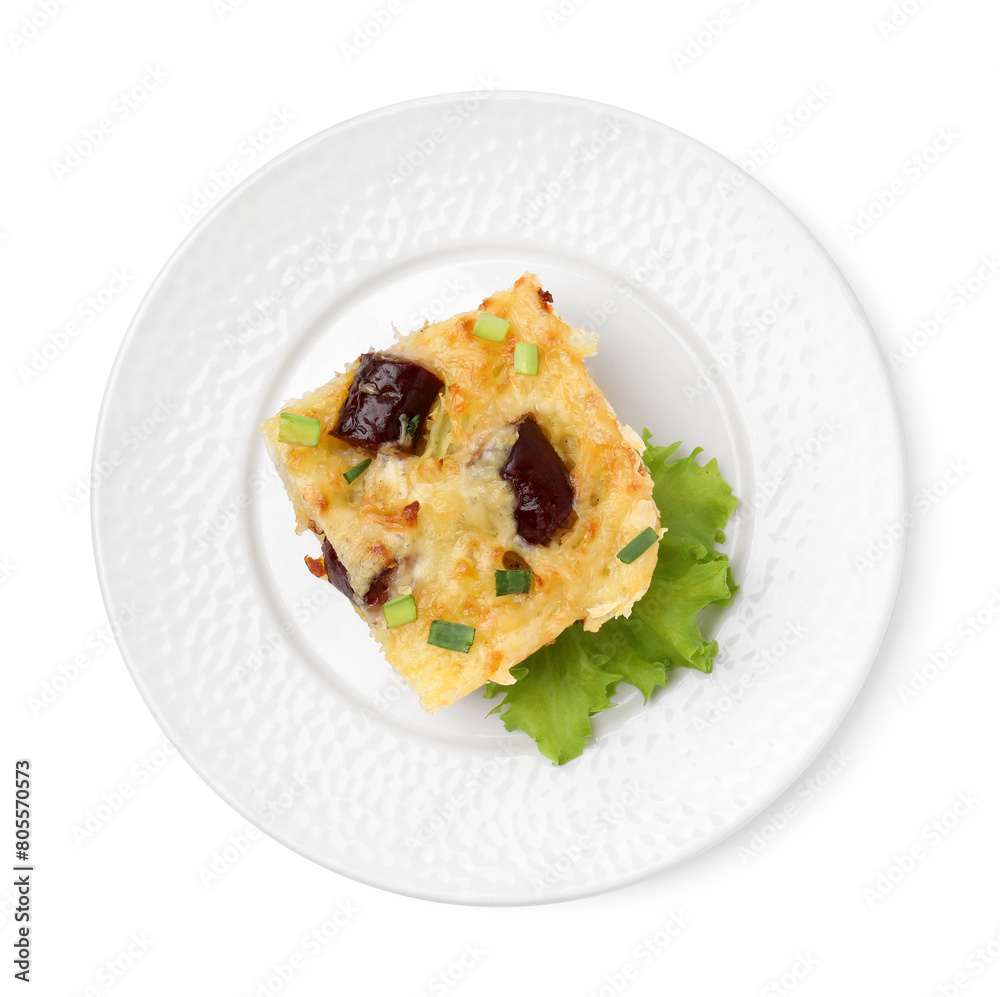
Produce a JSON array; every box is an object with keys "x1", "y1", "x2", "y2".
[
  {"x1": 321, "y1": 536, "x2": 356, "y2": 600},
  {"x1": 362, "y1": 564, "x2": 396, "y2": 608},
  {"x1": 331, "y1": 353, "x2": 443, "y2": 454},
  {"x1": 500, "y1": 415, "x2": 574, "y2": 546},
  {"x1": 320, "y1": 536, "x2": 396, "y2": 609}
]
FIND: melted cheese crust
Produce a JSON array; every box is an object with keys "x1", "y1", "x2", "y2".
[{"x1": 260, "y1": 273, "x2": 660, "y2": 711}]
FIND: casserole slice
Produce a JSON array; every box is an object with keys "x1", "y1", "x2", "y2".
[{"x1": 260, "y1": 273, "x2": 661, "y2": 711}]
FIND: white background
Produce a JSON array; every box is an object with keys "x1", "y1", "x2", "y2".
[{"x1": 3, "y1": 0, "x2": 999, "y2": 994}]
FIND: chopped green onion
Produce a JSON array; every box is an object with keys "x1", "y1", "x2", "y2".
[
  {"x1": 278, "y1": 412, "x2": 321, "y2": 447},
  {"x1": 343, "y1": 458, "x2": 372, "y2": 484},
  {"x1": 383, "y1": 594, "x2": 417, "y2": 629},
  {"x1": 495, "y1": 569, "x2": 532, "y2": 596},
  {"x1": 427, "y1": 620, "x2": 475, "y2": 653},
  {"x1": 471, "y1": 312, "x2": 510, "y2": 343},
  {"x1": 617, "y1": 527, "x2": 659, "y2": 564},
  {"x1": 513, "y1": 342, "x2": 539, "y2": 375},
  {"x1": 405, "y1": 414, "x2": 421, "y2": 437}
]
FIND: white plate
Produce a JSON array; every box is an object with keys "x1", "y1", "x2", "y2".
[{"x1": 93, "y1": 91, "x2": 905, "y2": 904}]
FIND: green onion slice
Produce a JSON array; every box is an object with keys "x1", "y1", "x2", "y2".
[
  {"x1": 427, "y1": 620, "x2": 475, "y2": 653},
  {"x1": 405, "y1": 414, "x2": 421, "y2": 437},
  {"x1": 471, "y1": 312, "x2": 510, "y2": 343},
  {"x1": 278, "y1": 412, "x2": 321, "y2": 447},
  {"x1": 343, "y1": 458, "x2": 372, "y2": 484},
  {"x1": 513, "y1": 342, "x2": 539, "y2": 375},
  {"x1": 495, "y1": 569, "x2": 532, "y2": 596},
  {"x1": 383, "y1": 594, "x2": 417, "y2": 629},
  {"x1": 617, "y1": 527, "x2": 659, "y2": 564}
]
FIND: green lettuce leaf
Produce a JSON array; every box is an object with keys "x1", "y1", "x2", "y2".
[
  {"x1": 485, "y1": 437, "x2": 738, "y2": 765},
  {"x1": 483, "y1": 625, "x2": 622, "y2": 766}
]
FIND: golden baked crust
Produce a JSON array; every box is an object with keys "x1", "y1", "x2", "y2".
[{"x1": 260, "y1": 273, "x2": 660, "y2": 711}]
